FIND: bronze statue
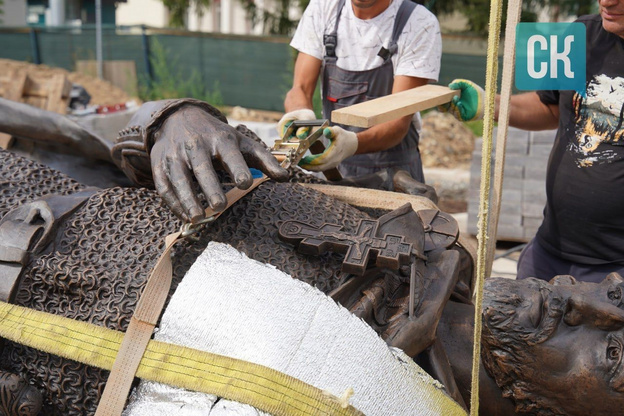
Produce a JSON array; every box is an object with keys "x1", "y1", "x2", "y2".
[
  {"x1": 435, "y1": 273, "x2": 624, "y2": 415},
  {"x1": 0, "y1": 97, "x2": 622, "y2": 415}
]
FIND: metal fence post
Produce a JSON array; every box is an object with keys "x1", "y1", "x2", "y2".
[
  {"x1": 141, "y1": 25, "x2": 153, "y2": 81},
  {"x1": 29, "y1": 27, "x2": 41, "y2": 65}
]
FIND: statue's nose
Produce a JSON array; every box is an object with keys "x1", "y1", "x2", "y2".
[{"x1": 563, "y1": 294, "x2": 624, "y2": 330}]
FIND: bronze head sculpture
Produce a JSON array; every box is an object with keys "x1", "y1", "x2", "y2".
[{"x1": 482, "y1": 274, "x2": 624, "y2": 415}]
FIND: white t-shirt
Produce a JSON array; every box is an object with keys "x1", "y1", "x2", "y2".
[{"x1": 290, "y1": 0, "x2": 442, "y2": 81}]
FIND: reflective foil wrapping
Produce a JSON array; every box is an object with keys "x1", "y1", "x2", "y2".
[{"x1": 123, "y1": 242, "x2": 452, "y2": 416}]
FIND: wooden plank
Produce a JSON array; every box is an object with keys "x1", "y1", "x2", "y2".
[
  {"x1": 23, "y1": 75, "x2": 70, "y2": 99},
  {"x1": 331, "y1": 85, "x2": 460, "y2": 128},
  {"x1": 0, "y1": 75, "x2": 9, "y2": 96},
  {"x1": 61, "y1": 76, "x2": 72, "y2": 98},
  {"x1": 0, "y1": 133, "x2": 14, "y2": 150},
  {"x1": 45, "y1": 74, "x2": 69, "y2": 114},
  {"x1": 4, "y1": 72, "x2": 27, "y2": 102},
  {"x1": 24, "y1": 96, "x2": 47, "y2": 109},
  {"x1": 75, "y1": 60, "x2": 98, "y2": 78},
  {"x1": 76, "y1": 60, "x2": 138, "y2": 96},
  {"x1": 104, "y1": 61, "x2": 138, "y2": 96},
  {"x1": 0, "y1": 71, "x2": 26, "y2": 149},
  {"x1": 23, "y1": 76, "x2": 54, "y2": 98}
]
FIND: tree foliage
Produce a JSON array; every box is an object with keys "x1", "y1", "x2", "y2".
[
  {"x1": 427, "y1": 0, "x2": 597, "y2": 35},
  {"x1": 238, "y1": 0, "x2": 309, "y2": 35},
  {"x1": 159, "y1": 0, "x2": 598, "y2": 35},
  {"x1": 139, "y1": 39, "x2": 224, "y2": 105},
  {"x1": 162, "y1": 0, "x2": 211, "y2": 28}
]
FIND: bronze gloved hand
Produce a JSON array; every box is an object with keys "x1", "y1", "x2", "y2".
[
  {"x1": 151, "y1": 105, "x2": 289, "y2": 223},
  {"x1": 381, "y1": 249, "x2": 461, "y2": 357},
  {"x1": 347, "y1": 250, "x2": 461, "y2": 358}
]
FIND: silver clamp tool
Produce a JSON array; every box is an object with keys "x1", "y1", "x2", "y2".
[{"x1": 271, "y1": 119, "x2": 329, "y2": 169}]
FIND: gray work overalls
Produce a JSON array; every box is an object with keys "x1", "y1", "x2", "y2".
[{"x1": 322, "y1": 0, "x2": 424, "y2": 182}]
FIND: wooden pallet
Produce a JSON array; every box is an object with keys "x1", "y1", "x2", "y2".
[
  {"x1": 0, "y1": 71, "x2": 72, "y2": 148},
  {"x1": 76, "y1": 60, "x2": 138, "y2": 97}
]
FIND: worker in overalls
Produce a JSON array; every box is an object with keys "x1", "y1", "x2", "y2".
[{"x1": 281, "y1": 0, "x2": 442, "y2": 182}]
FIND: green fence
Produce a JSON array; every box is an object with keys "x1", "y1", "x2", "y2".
[{"x1": 0, "y1": 26, "x2": 497, "y2": 112}]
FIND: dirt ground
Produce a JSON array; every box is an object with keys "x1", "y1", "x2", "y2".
[
  {"x1": 0, "y1": 59, "x2": 140, "y2": 106},
  {"x1": 419, "y1": 111, "x2": 475, "y2": 169}
]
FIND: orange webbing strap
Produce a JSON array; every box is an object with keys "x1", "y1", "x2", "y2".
[{"x1": 95, "y1": 176, "x2": 269, "y2": 416}]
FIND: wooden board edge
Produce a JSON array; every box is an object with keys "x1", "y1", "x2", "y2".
[{"x1": 331, "y1": 85, "x2": 459, "y2": 128}]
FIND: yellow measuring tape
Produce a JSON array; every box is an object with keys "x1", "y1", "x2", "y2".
[{"x1": 0, "y1": 300, "x2": 363, "y2": 416}]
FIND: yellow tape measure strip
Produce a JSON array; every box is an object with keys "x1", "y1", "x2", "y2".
[{"x1": 0, "y1": 300, "x2": 362, "y2": 416}]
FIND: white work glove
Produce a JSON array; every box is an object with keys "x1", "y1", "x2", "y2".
[
  {"x1": 439, "y1": 79, "x2": 485, "y2": 122},
  {"x1": 299, "y1": 126, "x2": 358, "y2": 171},
  {"x1": 277, "y1": 108, "x2": 316, "y2": 139}
]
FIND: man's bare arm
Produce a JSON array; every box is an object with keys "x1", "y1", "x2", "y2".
[
  {"x1": 284, "y1": 52, "x2": 322, "y2": 112},
  {"x1": 354, "y1": 75, "x2": 429, "y2": 154},
  {"x1": 497, "y1": 91, "x2": 560, "y2": 131}
]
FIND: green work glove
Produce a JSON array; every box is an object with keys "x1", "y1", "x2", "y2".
[
  {"x1": 276, "y1": 109, "x2": 316, "y2": 139},
  {"x1": 299, "y1": 126, "x2": 358, "y2": 171},
  {"x1": 443, "y1": 79, "x2": 485, "y2": 122}
]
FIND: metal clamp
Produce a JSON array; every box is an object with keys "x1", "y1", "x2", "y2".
[
  {"x1": 179, "y1": 215, "x2": 216, "y2": 240},
  {"x1": 272, "y1": 119, "x2": 329, "y2": 169}
]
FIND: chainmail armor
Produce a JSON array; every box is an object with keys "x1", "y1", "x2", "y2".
[
  {"x1": 1, "y1": 178, "x2": 371, "y2": 415},
  {"x1": 0, "y1": 150, "x2": 86, "y2": 219},
  {"x1": 0, "y1": 146, "x2": 470, "y2": 415}
]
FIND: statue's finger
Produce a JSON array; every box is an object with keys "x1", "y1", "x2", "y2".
[
  {"x1": 240, "y1": 137, "x2": 289, "y2": 181},
  {"x1": 153, "y1": 159, "x2": 189, "y2": 222},
  {"x1": 349, "y1": 279, "x2": 385, "y2": 323},
  {"x1": 383, "y1": 308, "x2": 436, "y2": 357},
  {"x1": 216, "y1": 135, "x2": 253, "y2": 189},
  {"x1": 166, "y1": 154, "x2": 205, "y2": 223},
  {"x1": 187, "y1": 148, "x2": 227, "y2": 212}
]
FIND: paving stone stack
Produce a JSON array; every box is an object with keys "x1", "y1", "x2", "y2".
[{"x1": 467, "y1": 127, "x2": 557, "y2": 242}]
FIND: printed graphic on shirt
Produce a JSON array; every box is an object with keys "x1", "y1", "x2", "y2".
[{"x1": 569, "y1": 74, "x2": 624, "y2": 167}]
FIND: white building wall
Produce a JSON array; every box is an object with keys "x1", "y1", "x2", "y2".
[
  {"x1": 187, "y1": 2, "x2": 214, "y2": 32},
  {"x1": 116, "y1": 0, "x2": 169, "y2": 27},
  {"x1": 1, "y1": 0, "x2": 27, "y2": 26},
  {"x1": 187, "y1": 0, "x2": 257, "y2": 35},
  {"x1": 118, "y1": 0, "x2": 284, "y2": 35}
]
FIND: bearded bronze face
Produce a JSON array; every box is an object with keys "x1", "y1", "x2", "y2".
[{"x1": 482, "y1": 273, "x2": 624, "y2": 415}]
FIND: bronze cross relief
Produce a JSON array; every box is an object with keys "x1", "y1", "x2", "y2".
[{"x1": 278, "y1": 219, "x2": 412, "y2": 275}]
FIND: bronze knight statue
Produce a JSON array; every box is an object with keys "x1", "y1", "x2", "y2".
[{"x1": 0, "y1": 97, "x2": 623, "y2": 415}]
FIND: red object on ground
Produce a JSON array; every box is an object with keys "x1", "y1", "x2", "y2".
[{"x1": 96, "y1": 103, "x2": 127, "y2": 114}]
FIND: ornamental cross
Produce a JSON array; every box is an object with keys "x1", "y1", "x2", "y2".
[{"x1": 278, "y1": 219, "x2": 412, "y2": 275}]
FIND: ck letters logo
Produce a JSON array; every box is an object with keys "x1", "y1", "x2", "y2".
[{"x1": 516, "y1": 23, "x2": 586, "y2": 94}]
